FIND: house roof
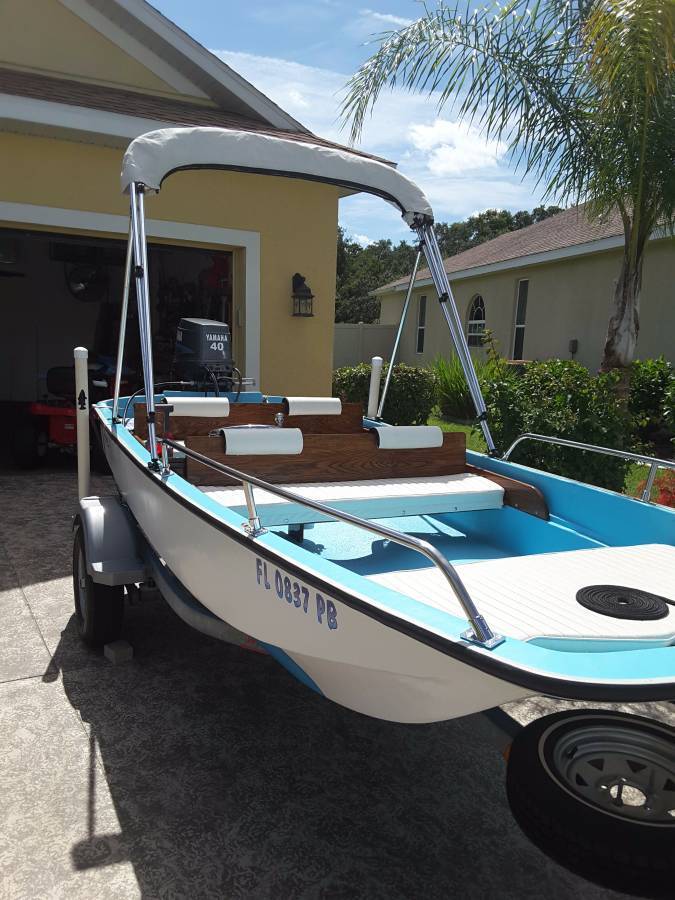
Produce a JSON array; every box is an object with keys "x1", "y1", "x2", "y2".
[
  {"x1": 60, "y1": 0, "x2": 307, "y2": 131},
  {"x1": 0, "y1": 67, "x2": 387, "y2": 163},
  {"x1": 375, "y1": 205, "x2": 627, "y2": 294}
]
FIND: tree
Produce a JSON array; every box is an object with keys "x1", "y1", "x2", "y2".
[
  {"x1": 335, "y1": 227, "x2": 417, "y2": 322},
  {"x1": 434, "y1": 206, "x2": 561, "y2": 256},
  {"x1": 342, "y1": 0, "x2": 675, "y2": 372},
  {"x1": 336, "y1": 207, "x2": 562, "y2": 321}
]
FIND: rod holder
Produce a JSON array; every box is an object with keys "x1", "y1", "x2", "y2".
[
  {"x1": 74, "y1": 346, "x2": 91, "y2": 500},
  {"x1": 367, "y1": 356, "x2": 383, "y2": 418}
]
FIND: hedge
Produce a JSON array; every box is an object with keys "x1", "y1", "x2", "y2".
[
  {"x1": 482, "y1": 359, "x2": 629, "y2": 491},
  {"x1": 332, "y1": 362, "x2": 436, "y2": 426}
]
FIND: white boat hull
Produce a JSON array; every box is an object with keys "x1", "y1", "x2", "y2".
[{"x1": 102, "y1": 428, "x2": 531, "y2": 723}]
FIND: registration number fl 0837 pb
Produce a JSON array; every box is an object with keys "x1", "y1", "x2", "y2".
[{"x1": 255, "y1": 557, "x2": 338, "y2": 630}]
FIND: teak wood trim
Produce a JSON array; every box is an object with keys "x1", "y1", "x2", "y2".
[
  {"x1": 185, "y1": 431, "x2": 467, "y2": 486},
  {"x1": 134, "y1": 402, "x2": 364, "y2": 438},
  {"x1": 466, "y1": 465, "x2": 549, "y2": 520}
]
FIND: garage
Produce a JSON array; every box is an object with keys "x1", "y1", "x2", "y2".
[{"x1": 0, "y1": 226, "x2": 233, "y2": 458}]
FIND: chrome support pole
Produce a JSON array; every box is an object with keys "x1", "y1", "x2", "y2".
[
  {"x1": 641, "y1": 464, "x2": 658, "y2": 503},
  {"x1": 376, "y1": 247, "x2": 423, "y2": 419},
  {"x1": 503, "y1": 433, "x2": 675, "y2": 503},
  {"x1": 416, "y1": 224, "x2": 496, "y2": 453},
  {"x1": 241, "y1": 481, "x2": 267, "y2": 537},
  {"x1": 129, "y1": 182, "x2": 160, "y2": 469},
  {"x1": 112, "y1": 225, "x2": 134, "y2": 423}
]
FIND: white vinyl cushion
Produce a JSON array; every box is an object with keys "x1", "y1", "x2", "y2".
[
  {"x1": 369, "y1": 544, "x2": 675, "y2": 643},
  {"x1": 221, "y1": 426, "x2": 303, "y2": 455},
  {"x1": 284, "y1": 397, "x2": 342, "y2": 416},
  {"x1": 201, "y1": 473, "x2": 503, "y2": 524},
  {"x1": 372, "y1": 425, "x2": 443, "y2": 449},
  {"x1": 166, "y1": 397, "x2": 230, "y2": 417},
  {"x1": 121, "y1": 128, "x2": 433, "y2": 225}
]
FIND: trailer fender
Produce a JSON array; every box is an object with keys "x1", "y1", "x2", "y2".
[{"x1": 74, "y1": 496, "x2": 148, "y2": 586}]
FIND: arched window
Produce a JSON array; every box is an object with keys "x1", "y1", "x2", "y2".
[{"x1": 467, "y1": 295, "x2": 486, "y2": 347}]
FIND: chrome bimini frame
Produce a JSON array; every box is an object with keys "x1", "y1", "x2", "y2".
[
  {"x1": 503, "y1": 433, "x2": 675, "y2": 503},
  {"x1": 112, "y1": 182, "x2": 497, "y2": 464}
]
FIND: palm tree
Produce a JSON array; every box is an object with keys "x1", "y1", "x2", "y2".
[{"x1": 342, "y1": 0, "x2": 675, "y2": 373}]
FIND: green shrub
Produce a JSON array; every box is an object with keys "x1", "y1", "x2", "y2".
[
  {"x1": 332, "y1": 362, "x2": 436, "y2": 425},
  {"x1": 432, "y1": 353, "x2": 501, "y2": 420},
  {"x1": 664, "y1": 379, "x2": 675, "y2": 434},
  {"x1": 482, "y1": 359, "x2": 630, "y2": 491},
  {"x1": 628, "y1": 357, "x2": 674, "y2": 438},
  {"x1": 432, "y1": 354, "x2": 475, "y2": 420}
]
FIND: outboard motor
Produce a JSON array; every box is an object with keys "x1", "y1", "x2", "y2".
[{"x1": 172, "y1": 317, "x2": 240, "y2": 394}]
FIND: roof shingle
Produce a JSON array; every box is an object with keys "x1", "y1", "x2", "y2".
[
  {"x1": 377, "y1": 205, "x2": 625, "y2": 293},
  {"x1": 0, "y1": 67, "x2": 391, "y2": 164}
]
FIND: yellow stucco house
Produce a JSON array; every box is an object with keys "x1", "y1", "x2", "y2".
[
  {"x1": 0, "y1": 0, "x2": 375, "y2": 403},
  {"x1": 375, "y1": 207, "x2": 675, "y2": 371}
]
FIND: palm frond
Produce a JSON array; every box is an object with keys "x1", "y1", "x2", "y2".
[{"x1": 342, "y1": 1, "x2": 596, "y2": 202}]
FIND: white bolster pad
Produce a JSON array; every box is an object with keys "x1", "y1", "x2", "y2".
[
  {"x1": 283, "y1": 396, "x2": 342, "y2": 416},
  {"x1": 222, "y1": 427, "x2": 303, "y2": 455},
  {"x1": 166, "y1": 397, "x2": 230, "y2": 417},
  {"x1": 371, "y1": 425, "x2": 443, "y2": 449}
]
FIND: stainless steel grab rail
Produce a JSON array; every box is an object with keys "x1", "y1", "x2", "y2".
[
  {"x1": 502, "y1": 433, "x2": 675, "y2": 502},
  {"x1": 162, "y1": 436, "x2": 504, "y2": 649}
]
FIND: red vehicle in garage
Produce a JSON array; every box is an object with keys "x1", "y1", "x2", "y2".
[{"x1": 11, "y1": 358, "x2": 131, "y2": 468}]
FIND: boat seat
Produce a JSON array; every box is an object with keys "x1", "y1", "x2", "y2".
[
  {"x1": 368, "y1": 543, "x2": 675, "y2": 645},
  {"x1": 200, "y1": 472, "x2": 504, "y2": 525}
]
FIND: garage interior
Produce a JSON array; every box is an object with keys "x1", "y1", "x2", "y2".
[{"x1": 0, "y1": 227, "x2": 233, "y2": 447}]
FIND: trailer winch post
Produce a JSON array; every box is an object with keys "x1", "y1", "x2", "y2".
[{"x1": 74, "y1": 346, "x2": 91, "y2": 499}]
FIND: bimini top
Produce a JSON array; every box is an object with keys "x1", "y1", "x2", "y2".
[{"x1": 120, "y1": 127, "x2": 433, "y2": 226}]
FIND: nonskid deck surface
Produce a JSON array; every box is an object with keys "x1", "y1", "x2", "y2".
[{"x1": 369, "y1": 544, "x2": 675, "y2": 643}]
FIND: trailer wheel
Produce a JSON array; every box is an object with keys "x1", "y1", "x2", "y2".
[
  {"x1": 506, "y1": 710, "x2": 675, "y2": 891},
  {"x1": 11, "y1": 419, "x2": 48, "y2": 469},
  {"x1": 72, "y1": 526, "x2": 124, "y2": 646}
]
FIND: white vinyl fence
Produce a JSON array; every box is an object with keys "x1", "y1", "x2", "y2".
[{"x1": 334, "y1": 323, "x2": 396, "y2": 368}]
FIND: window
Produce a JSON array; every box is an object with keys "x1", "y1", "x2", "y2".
[
  {"x1": 467, "y1": 295, "x2": 486, "y2": 347},
  {"x1": 513, "y1": 279, "x2": 529, "y2": 359},
  {"x1": 416, "y1": 295, "x2": 427, "y2": 353}
]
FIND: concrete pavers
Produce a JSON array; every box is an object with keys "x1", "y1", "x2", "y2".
[{"x1": 0, "y1": 468, "x2": 661, "y2": 899}]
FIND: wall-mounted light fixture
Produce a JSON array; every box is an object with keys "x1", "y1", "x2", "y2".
[{"x1": 291, "y1": 272, "x2": 314, "y2": 317}]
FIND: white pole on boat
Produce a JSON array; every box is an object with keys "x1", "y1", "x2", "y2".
[
  {"x1": 74, "y1": 346, "x2": 91, "y2": 499},
  {"x1": 376, "y1": 246, "x2": 423, "y2": 420},
  {"x1": 367, "y1": 356, "x2": 383, "y2": 419},
  {"x1": 112, "y1": 224, "x2": 134, "y2": 423}
]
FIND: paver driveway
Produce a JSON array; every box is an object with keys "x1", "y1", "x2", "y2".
[{"x1": 1, "y1": 467, "x2": 672, "y2": 899}]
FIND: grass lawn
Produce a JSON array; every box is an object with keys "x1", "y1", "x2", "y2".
[{"x1": 430, "y1": 414, "x2": 671, "y2": 503}]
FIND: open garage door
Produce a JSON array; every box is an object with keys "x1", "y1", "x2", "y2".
[{"x1": 0, "y1": 228, "x2": 233, "y2": 413}]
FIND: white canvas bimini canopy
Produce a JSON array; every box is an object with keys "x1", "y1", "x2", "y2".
[
  {"x1": 120, "y1": 127, "x2": 433, "y2": 226},
  {"x1": 116, "y1": 125, "x2": 496, "y2": 464}
]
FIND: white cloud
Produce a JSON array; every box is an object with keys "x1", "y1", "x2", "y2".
[
  {"x1": 350, "y1": 232, "x2": 375, "y2": 246},
  {"x1": 212, "y1": 49, "x2": 544, "y2": 238},
  {"x1": 409, "y1": 120, "x2": 506, "y2": 175},
  {"x1": 358, "y1": 8, "x2": 413, "y2": 28}
]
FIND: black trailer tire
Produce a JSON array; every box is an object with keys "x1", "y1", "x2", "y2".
[
  {"x1": 72, "y1": 526, "x2": 124, "y2": 646},
  {"x1": 11, "y1": 419, "x2": 48, "y2": 469},
  {"x1": 506, "y1": 710, "x2": 675, "y2": 892}
]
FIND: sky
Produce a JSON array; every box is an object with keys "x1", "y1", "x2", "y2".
[{"x1": 153, "y1": 0, "x2": 545, "y2": 245}]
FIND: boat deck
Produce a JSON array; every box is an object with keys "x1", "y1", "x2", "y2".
[{"x1": 369, "y1": 543, "x2": 675, "y2": 644}]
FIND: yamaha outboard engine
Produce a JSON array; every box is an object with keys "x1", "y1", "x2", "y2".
[{"x1": 172, "y1": 317, "x2": 239, "y2": 393}]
